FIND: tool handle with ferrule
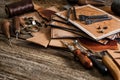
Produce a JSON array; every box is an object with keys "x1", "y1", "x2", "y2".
[
  {"x1": 13, "y1": 16, "x2": 21, "y2": 33},
  {"x1": 102, "y1": 55, "x2": 120, "y2": 80},
  {"x1": 88, "y1": 55, "x2": 108, "y2": 74},
  {"x1": 74, "y1": 49, "x2": 93, "y2": 68},
  {"x1": 1, "y1": 19, "x2": 11, "y2": 39}
]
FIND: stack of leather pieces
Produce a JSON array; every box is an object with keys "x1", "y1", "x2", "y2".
[
  {"x1": 22, "y1": 4, "x2": 119, "y2": 68},
  {"x1": 26, "y1": 6, "x2": 58, "y2": 47},
  {"x1": 48, "y1": 5, "x2": 120, "y2": 68}
]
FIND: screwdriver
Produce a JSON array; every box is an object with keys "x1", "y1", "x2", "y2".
[
  {"x1": 74, "y1": 40, "x2": 108, "y2": 74},
  {"x1": 61, "y1": 40, "x2": 93, "y2": 69},
  {"x1": 13, "y1": 16, "x2": 21, "y2": 39},
  {"x1": 1, "y1": 19, "x2": 12, "y2": 46}
]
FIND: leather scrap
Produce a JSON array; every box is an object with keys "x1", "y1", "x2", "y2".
[
  {"x1": 37, "y1": 6, "x2": 59, "y2": 21},
  {"x1": 78, "y1": 38, "x2": 118, "y2": 52},
  {"x1": 51, "y1": 15, "x2": 88, "y2": 38},
  {"x1": 27, "y1": 26, "x2": 51, "y2": 47},
  {"x1": 49, "y1": 39, "x2": 74, "y2": 48}
]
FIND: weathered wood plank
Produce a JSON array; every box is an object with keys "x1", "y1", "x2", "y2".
[
  {"x1": 0, "y1": 38, "x2": 112, "y2": 80},
  {"x1": 0, "y1": 0, "x2": 113, "y2": 80}
]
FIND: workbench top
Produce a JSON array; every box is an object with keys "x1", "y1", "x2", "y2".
[{"x1": 0, "y1": 0, "x2": 114, "y2": 80}]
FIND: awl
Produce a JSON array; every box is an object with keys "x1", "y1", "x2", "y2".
[{"x1": 13, "y1": 16, "x2": 21, "y2": 39}]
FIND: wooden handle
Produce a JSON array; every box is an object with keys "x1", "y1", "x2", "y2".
[
  {"x1": 1, "y1": 19, "x2": 11, "y2": 39},
  {"x1": 13, "y1": 16, "x2": 21, "y2": 33},
  {"x1": 74, "y1": 49, "x2": 93, "y2": 68},
  {"x1": 19, "y1": 17, "x2": 26, "y2": 28},
  {"x1": 102, "y1": 55, "x2": 120, "y2": 80}
]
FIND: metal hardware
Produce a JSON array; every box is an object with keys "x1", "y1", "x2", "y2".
[
  {"x1": 73, "y1": 6, "x2": 77, "y2": 20},
  {"x1": 85, "y1": 17, "x2": 112, "y2": 24},
  {"x1": 79, "y1": 14, "x2": 109, "y2": 21}
]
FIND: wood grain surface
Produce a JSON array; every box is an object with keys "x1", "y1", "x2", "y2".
[{"x1": 0, "y1": 0, "x2": 114, "y2": 80}]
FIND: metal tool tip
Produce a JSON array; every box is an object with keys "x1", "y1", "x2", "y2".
[
  {"x1": 16, "y1": 33, "x2": 19, "y2": 39},
  {"x1": 8, "y1": 38, "x2": 12, "y2": 47}
]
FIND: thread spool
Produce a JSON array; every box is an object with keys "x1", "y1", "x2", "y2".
[
  {"x1": 111, "y1": 0, "x2": 120, "y2": 16},
  {"x1": 5, "y1": 0, "x2": 34, "y2": 17}
]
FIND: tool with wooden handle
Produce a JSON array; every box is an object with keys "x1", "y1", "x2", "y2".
[
  {"x1": 74, "y1": 40, "x2": 108, "y2": 74},
  {"x1": 13, "y1": 16, "x2": 21, "y2": 39},
  {"x1": 61, "y1": 40, "x2": 93, "y2": 68},
  {"x1": 1, "y1": 19, "x2": 12, "y2": 46},
  {"x1": 101, "y1": 51, "x2": 120, "y2": 80},
  {"x1": 19, "y1": 17, "x2": 26, "y2": 29}
]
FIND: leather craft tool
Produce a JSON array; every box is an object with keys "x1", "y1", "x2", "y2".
[
  {"x1": 100, "y1": 51, "x2": 120, "y2": 80},
  {"x1": 79, "y1": 14, "x2": 109, "y2": 21},
  {"x1": 1, "y1": 19, "x2": 12, "y2": 46},
  {"x1": 13, "y1": 16, "x2": 21, "y2": 39},
  {"x1": 61, "y1": 40, "x2": 93, "y2": 68},
  {"x1": 74, "y1": 40, "x2": 108, "y2": 74},
  {"x1": 85, "y1": 17, "x2": 112, "y2": 24}
]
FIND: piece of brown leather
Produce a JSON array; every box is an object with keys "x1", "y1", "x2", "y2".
[
  {"x1": 37, "y1": 9, "x2": 56, "y2": 21},
  {"x1": 49, "y1": 39, "x2": 74, "y2": 48},
  {"x1": 27, "y1": 26, "x2": 51, "y2": 47},
  {"x1": 56, "y1": 5, "x2": 120, "y2": 41},
  {"x1": 25, "y1": 6, "x2": 59, "y2": 47},
  {"x1": 51, "y1": 13, "x2": 110, "y2": 44},
  {"x1": 51, "y1": 15, "x2": 88, "y2": 38},
  {"x1": 49, "y1": 37, "x2": 118, "y2": 52},
  {"x1": 78, "y1": 38, "x2": 118, "y2": 52},
  {"x1": 19, "y1": 10, "x2": 51, "y2": 47}
]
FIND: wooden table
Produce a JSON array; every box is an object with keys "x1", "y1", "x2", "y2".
[{"x1": 0, "y1": 0, "x2": 114, "y2": 80}]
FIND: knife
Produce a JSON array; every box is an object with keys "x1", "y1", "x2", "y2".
[{"x1": 101, "y1": 51, "x2": 120, "y2": 80}]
